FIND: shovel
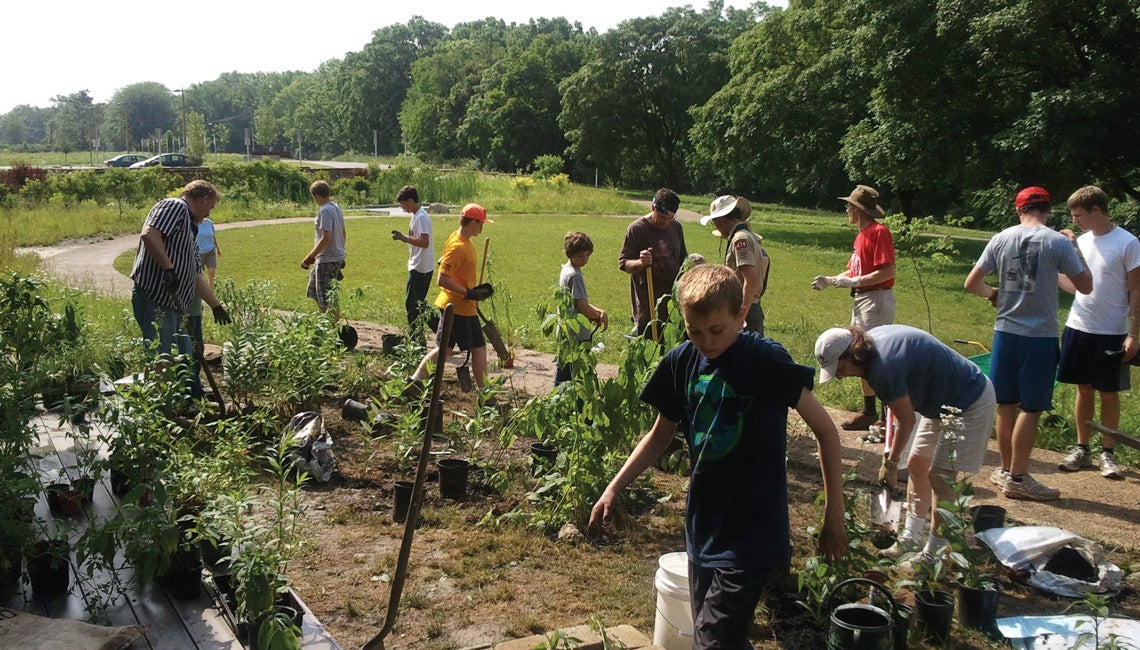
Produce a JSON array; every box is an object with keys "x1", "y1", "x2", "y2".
[
  {"x1": 475, "y1": 237, "x2": 512, "y2": 363},
  {"x1": 456, "y1": 349, "x2": 473, "y2": 392},
  {"x1": 363, "y1": 305, "x2": 455, "y2": 650},
  {"x1": 175, "y1": 297, "x2": 226, "y2": 417}
]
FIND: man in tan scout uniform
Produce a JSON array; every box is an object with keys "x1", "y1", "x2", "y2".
[{"x1": 702, "y1": 195, "x2": 769, "y2": 335}]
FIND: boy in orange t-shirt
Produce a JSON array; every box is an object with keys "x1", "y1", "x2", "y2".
[{"x1": 410, "y1": 203, "x2": 494, "y2": 389}]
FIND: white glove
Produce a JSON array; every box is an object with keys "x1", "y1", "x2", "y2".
[
  {"x1": 811, "y1": 275, "x2": 833, "y2": 291},
  {"x1": 833, "y1": 275, "x2": 859, "y2": 288}
]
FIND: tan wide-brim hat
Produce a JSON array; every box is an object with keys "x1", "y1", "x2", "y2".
[
  {"x1": 700, "y1": 195, "x2": 752, "y2": 226},
  {"x1": 838, "y1": 185, "x2": 885, "y2": 219}
]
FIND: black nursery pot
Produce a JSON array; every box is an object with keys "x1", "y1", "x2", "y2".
[
  {"x1": 914, "y1": 590, "x2": 955, "y2": 646},
  {"x1": 393, "y1": 480, "x2": 415, "y2": 523},
  {"x1": 957, "y1": 582, "x2": 1002, "y2": 636},
  {"x1": 27, "y1": 539, "x2": 70, "y2": 597},
  {"x1": 971, "y1": 505, "x2": 1006, "y2": 534},
  {"x1": 437, "y1": 458, "x2": 470, "y2": 500}
]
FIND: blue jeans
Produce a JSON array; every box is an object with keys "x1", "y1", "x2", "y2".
[
  {"x1": 132, "y1": 286, "x2": 186, "y2": 356},
  {"x1": 406, "y1": 270, "x2": 436, "y2": 332},
  {"x1": 186, "y1": 315, "x2": 205, "y2": 398}
]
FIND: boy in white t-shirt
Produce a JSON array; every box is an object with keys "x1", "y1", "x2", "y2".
[
  {"x1": 392, "y1": 185, "x2": 436, "y2": 336},
  {"x1": 1057, "y1": 185, "x2": 1140, "y2": 479}
]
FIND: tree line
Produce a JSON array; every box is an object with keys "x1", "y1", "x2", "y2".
[{"x1": 2, "y1": 0, "x2": 1138, "y2": 229}]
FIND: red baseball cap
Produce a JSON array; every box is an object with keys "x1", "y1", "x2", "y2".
[
  {"x1": 1015, "y1": 186, "x2": 1051, "y2": 208},
  {"x1": 461, "y1": 203, "x2": 493, "y2": 223}
]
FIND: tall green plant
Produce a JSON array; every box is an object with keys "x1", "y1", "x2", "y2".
[{"x1": 884, "y1": 215, "x2": 960, "y2": 332}]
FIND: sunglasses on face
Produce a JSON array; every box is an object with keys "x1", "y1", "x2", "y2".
[{"x1": 653, "y1": 203, "x2": 677, "y2": 217}]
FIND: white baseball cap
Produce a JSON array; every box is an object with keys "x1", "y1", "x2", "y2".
[{"x1": 814, "y1": 327, "x2": 853, "y2": 383}]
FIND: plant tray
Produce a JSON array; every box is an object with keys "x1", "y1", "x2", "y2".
[{"x1": 205, "y1": 570, "x2": 305, "y2": 648}]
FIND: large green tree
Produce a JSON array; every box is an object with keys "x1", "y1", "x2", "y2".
[
  {"x1": 102, "y1": 83, "x2": 177, "y2": 152},
  {"x1": 336, "y1": 17, "x2": 447, "y2": 155},
  {"x1": 400, "y1": 34, "x2": 504, "y2": 161},
  {"x1": 48, "y1": 90, "x2": 101, "y2": 158},
  {"x1": 459, "y1": 21, "x2": 587, "y2": 172},
  {"x1": 690, "y1": 0, "x2": 861, "y2": 203},
  {"x1": 558, "y1": 2, "x2": 759, "y2": 190}
]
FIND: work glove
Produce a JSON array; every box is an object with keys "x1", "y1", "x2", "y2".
[
  {"x1": 162, "y1": 268, "x2": 179, "y2": 294},
  {"x1": 211, "y1": 305, "x2": 232, "y2": 325},
  {"x1": 832, "y1": 275, "x2": 859, "y2": 289},
  {"x1": 878, "y1": 456, "x2": 898, "y2": 491},
  {"x1": 465, "y1": 283, "x2": 494, "y2": 301},
  {"x1": 810, "y1": 275, "x2": 833, "y2": 291}
]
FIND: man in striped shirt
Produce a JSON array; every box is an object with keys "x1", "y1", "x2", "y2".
[{"x1": 130, "y1": 180, "x2": 231, "y2": 357}]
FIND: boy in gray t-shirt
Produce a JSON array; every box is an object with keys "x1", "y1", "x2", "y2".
[
  {"x1": 555, "y1": 231, "x2": 608, "y2": 385},
  {"x1": 964, "y1": 186, "x2": 1091, "y2": 501}
]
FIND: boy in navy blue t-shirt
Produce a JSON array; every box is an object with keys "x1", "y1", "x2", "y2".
[{"x1": 589, "y1": 264, "x2": 847, "y2": 648}]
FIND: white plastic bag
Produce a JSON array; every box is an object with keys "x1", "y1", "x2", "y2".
[
  {"x1": 976, "y1": 525, "x2": 1122, "y2": 597},
  {"x1": 284, "y1": 411, "x2": 335, "y2": 482}
]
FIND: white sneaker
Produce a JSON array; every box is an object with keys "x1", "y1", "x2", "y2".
[
  {"x1": 881, "y1": 536, "x2": 922, "y2": 559},
  {"x1": 988, "y1": 466, "x2": 1009, "y2": 487},
  {"x1": 1003, "y1": 473, "x2": 1061, "y2": 501},
  {"x1": 1059, "y1": 446, "x2": 1093, "y2": 472},
  {"x1": 1101, "y1": 452, "x2": 1124, "y2": 480}
]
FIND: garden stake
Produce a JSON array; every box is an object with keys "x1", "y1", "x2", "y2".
[
  {"x1": 362, "y1": 305, "x2": 455, "y2": 650},
  {"x1": 646, "y1": 267, "x2": 659, "y2": 342}
]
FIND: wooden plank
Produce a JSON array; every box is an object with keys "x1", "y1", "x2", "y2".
[{"x1": 1087, "y1": 421, "x2": 1140, "y2": 451}]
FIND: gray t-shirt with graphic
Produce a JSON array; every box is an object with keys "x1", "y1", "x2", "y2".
[{"x1": 975, "y1": 224, "x2": 1085, "y2": 337}]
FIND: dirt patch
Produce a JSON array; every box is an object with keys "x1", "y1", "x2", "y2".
[{"x1": 283, "y1": 338, "x2": 1140, "y2": 650}]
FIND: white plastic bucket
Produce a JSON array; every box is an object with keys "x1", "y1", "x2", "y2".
[{"x1": 653, "y1": 552, "x2": 693, "y2": 649}]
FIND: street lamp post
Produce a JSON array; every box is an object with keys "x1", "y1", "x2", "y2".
[{"x1": 173, "y1": 87, "x2": 187, "y2": 151}]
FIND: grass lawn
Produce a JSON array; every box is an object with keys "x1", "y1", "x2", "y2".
[{"x1": 90, "y1": 201, "x2": 1140, "y2": 469}]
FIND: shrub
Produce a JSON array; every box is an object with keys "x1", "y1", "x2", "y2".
[{"x1": 531, "y1": 155, "x2": 564, "y2": 180}]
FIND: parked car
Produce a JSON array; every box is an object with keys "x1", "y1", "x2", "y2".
[
  {"x1": 128, "y1": 153, "x2": 194, "y2": 169},
  {"x1": 103, "y1": 154, "x2": 147, "y2": 167}
]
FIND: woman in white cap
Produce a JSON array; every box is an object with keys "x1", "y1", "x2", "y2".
[
  {"x1": 702, "y1": 195, "x2": 769, "y2": 335},
  {"x1": 814, "y1": 324, "x2": 995, "y2": 562}
]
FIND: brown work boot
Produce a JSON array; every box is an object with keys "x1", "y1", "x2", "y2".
[{"x1": 842, "y1": 413, "x2": 878, "y2": 431}]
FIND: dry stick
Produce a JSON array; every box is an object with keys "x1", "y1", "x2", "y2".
[
  {"x1": 646, "y1": 266, "x2": 659, "y2": 342},
  {"x1": 363, "y1": 305, "x2": 455, "y2": 650}
]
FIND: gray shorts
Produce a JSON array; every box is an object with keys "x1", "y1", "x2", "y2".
[
  {"x1": 851, "y1": 288, "x2": 895, "y2": 329},
  {"x1": 909, "y1": 379, "x2": 995, "y2": 474},
  {"x1": 200, "y1": 249, "x2": 217, "y2": 269}
]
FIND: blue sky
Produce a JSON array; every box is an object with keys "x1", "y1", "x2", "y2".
[{"x1": 4, "y1": 0, "x2": 784, "y2": 114}]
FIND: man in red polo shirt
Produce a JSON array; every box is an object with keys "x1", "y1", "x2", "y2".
[{"x1": 811, "y1": 184, "x2": 896, "y2": 430}]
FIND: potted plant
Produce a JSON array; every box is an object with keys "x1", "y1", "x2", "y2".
[
  {"x1": 899, "y1": 550, "x2": 955, "y2": 646},
  {"x1": 936, "y1": 476, "x2": 1002, "y2": 637}
]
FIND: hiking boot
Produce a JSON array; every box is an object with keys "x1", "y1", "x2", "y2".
[
  {"x1": 988, "y1": 467, "x2": 1009, "y2": 487},
  {"x1": 1003, "y1": 473, "x2": 1061, "y2": 501},
  {"x1": 1101, "y1": 452, "x2": 1124, "y2": 480},
  {"x1": 1058, "y1": 446, "x2": 1093, "y2": 472},
  {"x1": 842, "y1": 413, "x2": 878, "y2": 431}
]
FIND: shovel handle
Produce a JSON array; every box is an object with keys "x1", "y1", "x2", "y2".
[
  {"x1": 646, "y1": 268, "x2": 659, "y2": 342},
  {"x1": 479, "y1": 238, "x2": 490, "y2": 285}
]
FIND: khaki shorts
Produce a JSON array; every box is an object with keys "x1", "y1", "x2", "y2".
[
  {"x1": 908, "y1": 380, "x2": 995, "y2": 474},
  {"x1": 851, "y1": 289, "x2": 895, "y2": 330},
  {"x1": 200, "y1": 249, "x2": 217, "y2": 269}
]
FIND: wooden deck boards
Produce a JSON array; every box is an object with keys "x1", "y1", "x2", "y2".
[{"x1": 5, "y1": 409, "x2": 341, "y2": 649}]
